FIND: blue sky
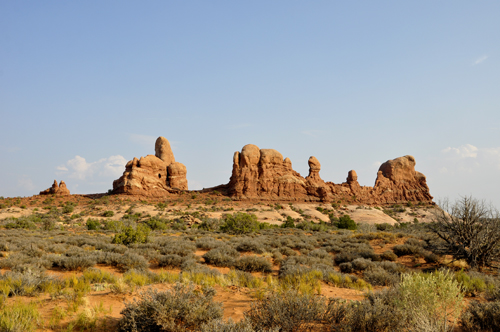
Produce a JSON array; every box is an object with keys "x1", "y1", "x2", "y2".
[{"x1": 1, "y1": 1, "x2": 499, "y2": 207}]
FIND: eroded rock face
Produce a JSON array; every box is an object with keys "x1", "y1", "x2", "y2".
[
  {"x1": 225, "y1": 145, "x2": 433, "y2": 204},
  {"x1": 155, "y1": 136, "x2": 175, "y2": 165},
  {"x1": 228, "y1": 144, "x2": 307, "y2": 199},
  {"x1": 113, "y1": 137, "x2": 187, "y2": 196},
  {"x1": 167, "y1": 162, "x2": 188, "y2": 190},
  {"x1": 40, "y1": 180, "x2": 70, "y2": 196}
]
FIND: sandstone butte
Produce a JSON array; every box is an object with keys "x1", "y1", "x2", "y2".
[
  {"x1": 111, "y1": 137, "x2": 433, "y2": 205},
  {"x1": 40, "y1": 180, "x2": 70, "y2": 196},
  {"x1": 112, "y1": 137, "x2": 188, "y2": 196}
]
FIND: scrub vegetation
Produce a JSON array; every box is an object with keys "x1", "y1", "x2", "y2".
[{"x1": 0, "y1": 193, "x2": 499, "y2": 331}]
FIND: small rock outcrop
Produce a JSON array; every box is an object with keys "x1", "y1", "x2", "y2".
[
  {"x1": 40, "y1": 180, "x2": 70, "y2": 196},
  {"x1": 112, "y1": 137, "x2": 187, "y2": 196},
  {"x1": 225, "y1": 144, "x2": 433, "y2": 204}
]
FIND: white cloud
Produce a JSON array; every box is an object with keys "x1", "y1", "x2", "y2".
[
  {"x1": 372, "y1": 161, "x2": 382, "y2": 168},
  {"x1": 100, "y1": 155, "x2": 128, "y2": 177},
  {"x1": 442, "y1": 144, "x2": 478, "y2": 158},
  {"x1": 473, "y1": 55, "x2": 488, "y2": 65},
  {"x1": 439, "y1": 144, "x2": 500, "y2": 174},
  {"x1": 57, "y1": 155, "x2": 127, "y2": 180}
]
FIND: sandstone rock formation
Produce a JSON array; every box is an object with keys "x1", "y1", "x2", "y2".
[
  {"x1": 224, "y1": 144, "x2": 433, "y2": 204},
  {"x1": 112, "y1": 137, "x2": 187, "y2": 196},
  {"x1": 40, "y1": 180, "x2": 70, "y2": 196}
]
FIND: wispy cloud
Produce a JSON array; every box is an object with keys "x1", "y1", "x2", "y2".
[
  {"x1": 57, "y1": 155, "x2": 128, "y2": 180},
  {"x1": 439, "y1": 144, "x2": 500, "y2": 173},
  {"x1": 473, "y1": 55, "x2": 488, "y2": 65},
  {"x1": 442, "y1": 144, "x2": 478, "y2": 158}
]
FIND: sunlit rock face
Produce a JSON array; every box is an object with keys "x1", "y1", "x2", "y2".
[{"x1": 112, "y1": 137, "x2": 187, "y2": 196}]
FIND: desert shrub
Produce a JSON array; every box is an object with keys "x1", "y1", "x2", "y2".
[
  {"x1": 102, "y1": 210, "x2": 114, "y2": 217},
  {"x1": 326, "y1": 290, "x2": 407, "y2": 332},
  {"x1": 339, "y1": 262, "x2": 353, "y2": 273},
  {"x1": 118, "y1": 283, "x2": 223, "y2": 332},
  {"x1": 112, "y1": 225, "x2": 150, "y2": 245},
  {"x1": 375, "y1": 223, "x2": 393, "y2": 231},
  {"x1": 62, "y1": 203, "x2": 75, "y2": 214},
  {"x1": 0, "y1": 269, "x2": 60, "y2": 297},
  {"x1": 398, "y1": 271, "x2": 464, "y2": 331},
  {"x1": 334, "y1": 249, "x2": 380, "y2": 265},
  {"x1": 364, "y1": 266, "x2": 399, "y2": 286},
  {"x1": 392, "y1": 244, "x2": 422, "y2": 256},
  {"x1": 234, "y1": 255, "x2": 272, "y2": 273},
  {"x1": 430, "y1": 196, "x2": 500, "y2": 269},
  {"x1": 144, "y1": 216, "x2": 167, "y2": 230},
  {"x1": 200, "y1": 318, "x2": 260, "y2": 332},
  {"x1": 4, "y1": 217, "x2": 37, "y2": 230},
  {"x1": 245, "y1": 290, "x2": 325, "y2": 332},
  {"x1": 235, "y1": 238, "x2": 266, "y2": 254},
  {"x1": 86, "y1": 218, "x2": 101, "y2": 230},
  {"x1": 202, "y1": 246, "x2": 239, "y2": 267},
  {"x1": 196, "y1": 236, "x2": 223, "y2": 250},
  {"x1": 58, "y1": 255, "x2": 97, "y2": 270},
  {"x1": 158, "y1": 240, "x2": 196, "y2": 257},
  {"x1": 351, "y1": 258, "x2": 376, "y2": 271},
  {"x1": 157, "y1": 254, "x2": 193, "y2": 269},
  {"x1": 308, "y1": 249, "x2": 329, "y2": 259},
  {"x1": 335, "y1": 214, "x2": 357, "y2": 230},
  {"x1": 422, "y1": 251, "x2": 440, "y2": 263},
  {"x1": 380, "y1": 250, "x2": 398, "y2": 261},
  {"x1": 198, "y1": 218, "x2": 223, "y2": 231},
  {"x1": 0, "y1": 301, "x2": 41, "y2": 332},
  {"x1": 117, "y1": 252, "x2": 149, "y2": 271},
  {"x1": 278, "y1": 246, "x2": 297, "y2": 256},
  {"x1": 460, "y1": 300, "x2": 500, "y2": 332},
  {"x1": 220, "y1": 212, "x2": 260, "y2": 235},
  {"x1": 328, "y1": 271, "x2": 464, "y2": 331},
  {"x1": 281, "y1": 216, "x2": 296, "y2": 228},
  {"x1": 103, "y1": 220, "x2": 125, "y2": 232},
  {"x1": 454, "y1": 270, "x2": 494, "y2": 297}
]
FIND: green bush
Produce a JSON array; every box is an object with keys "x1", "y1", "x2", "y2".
[
  {"x1": 398, "y1": 271, "x2": 464, "y2": 331},
  {"x1": 118, "y1": 283, "x2": 223, "y2": 332},
  {"x1": 220, "y1": 212, "x2": 260, "y2": 235},
  {"x1": 62, "y1": 203, "x2": 75, "y2": 214},
  {"x1": 144, "y1": 216, "x2": 167, "y2": 230},
  {"x1": 112, "y1": 224, "x2": 150, "y2": 245},
  {"x1": 335, "y1": 215, "x2": 357, "y2": 230},
  {"x1": 86, "y1": 218, "x2": 101, "y2": 230},
  {"x1": 198, "y1": 218, "x2": 222, "y2": 232},
  {"x1": 102, "y1": 210, "x2": 114, "y2": 217},
  {"x1": 281, "y1": 216, "x2": 295, "y2": 228}
]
